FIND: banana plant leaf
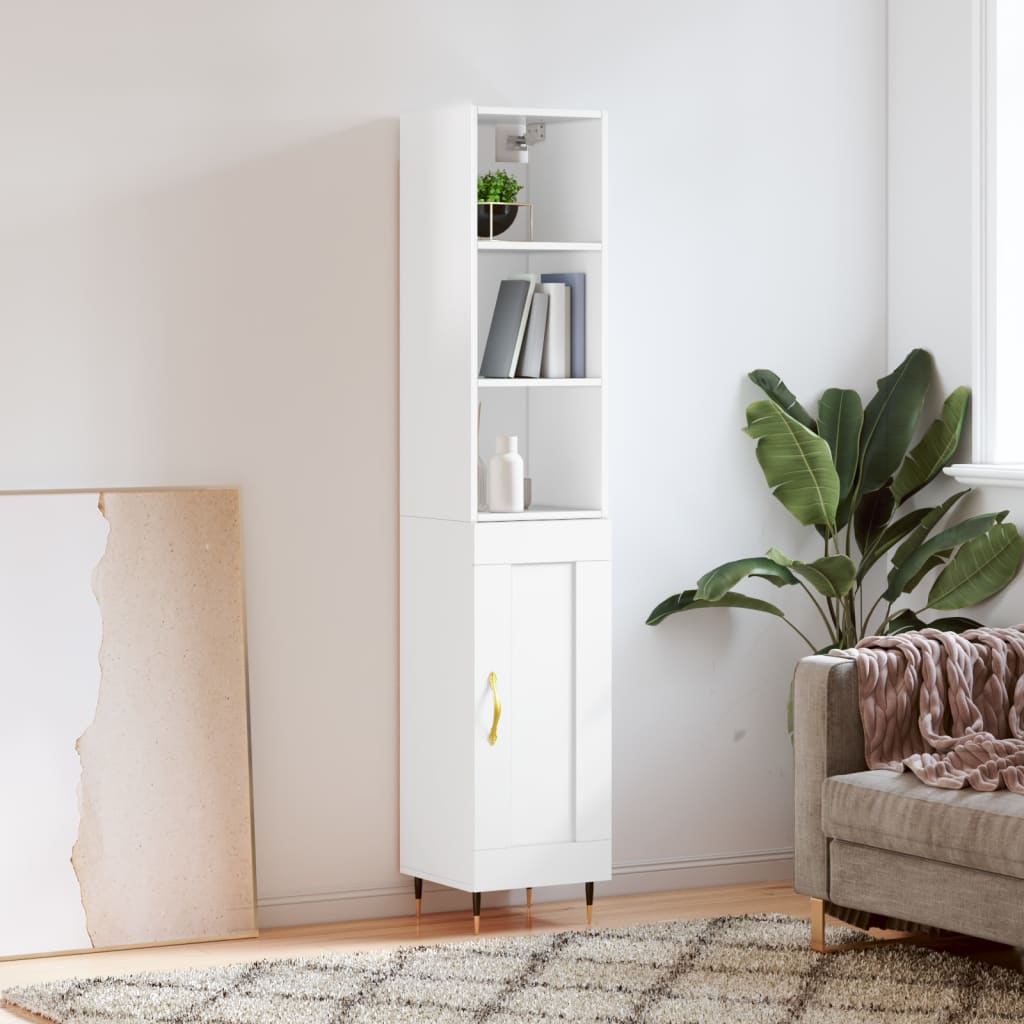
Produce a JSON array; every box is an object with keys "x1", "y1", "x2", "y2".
[
  {"x1": 890, "y1": 489, "x2": 970, "y2": 569},
  {"x1": 900, "y1": 554, "x2": 947, "y2": 595},
  {"x1": 748, "y1": 369, "x2": 816, "y2": 431},
  {"x1": 886, "y1": 610, "x2": 984, "y2": 635},
  {"x1": 857, "y1": 504, "x2": 939, "y2": 582},
  {"x1": 858, "y1": 348, "x2": 933, "y2": 497},
  {"x1": 928, "y1": 615, "x2": 984, "y2": 632},
  {"x1": 891, "y1": 386, "x2": 970, "y2": 505},
  {"x1": 854, "y1": 486, "x2": 896, "y2": 555},
  {"x1": 744, "y1": 400, "x2": 839, "y2": 527},
  {"x1": 646, "y1": 589, "x2": 786, "y2": 626},
  {"x1": 789, "y1": 555, "x2": 857, "y2": 598},
  {"x1": 886, "y1": 609, "x2": 925, "y2": 634},
  {"x1": 885, "y1": 510, "x2": 1009, "y2": 601},
  {"x1": 695, "y1": 557, "x2": 798, "y2": 601},
  {"x1": 926, "y1": 524, "x2": 1024, "y2": 610},
  {"x1": 818, "y1": 388, "x2": 863, "y2": 502}
]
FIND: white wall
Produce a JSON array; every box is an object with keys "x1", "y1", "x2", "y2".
[
  {"x1": 888, "y1": 0, "x2": 976, "y2": 393},
  {"x1": 0, "y1": 0, "x2": 887, "y2": 926},
  {"x1": 614, "y1": 2, "x2": 886, "y2": 893}
]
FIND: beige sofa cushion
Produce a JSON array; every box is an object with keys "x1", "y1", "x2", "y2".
[{"x1": 822, "y1": 770, "x2": 1024, "y2": 881}]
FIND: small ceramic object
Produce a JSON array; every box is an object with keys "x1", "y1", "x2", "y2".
[{"x1": 487, "y1": 436, "x2": 524, "y2": 512}]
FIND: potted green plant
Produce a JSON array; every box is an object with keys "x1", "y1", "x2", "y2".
[
  {"x1": 647, "y1": 348, "x2": 1024, "y2": 732},
  {"x1": 477, "y1": 170, "x2": 523, "y2": 239}
]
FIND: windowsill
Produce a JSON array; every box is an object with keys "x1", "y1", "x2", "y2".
[{"x1": 944, "y1": 464, "x2": 1024, "y2": 487}]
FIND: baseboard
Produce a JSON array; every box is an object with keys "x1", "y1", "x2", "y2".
[
  {"x1": 603, "y1": 848, "x2": 794, "y2": 898},
  {"x1": 256, "y1": 847, "x2": 794, "y2": 929},
  {"x1": 257, "y1": 884, "x2": 420, "y2": 929}
]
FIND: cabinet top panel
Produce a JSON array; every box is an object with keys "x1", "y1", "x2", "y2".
[{"x1": 476, "y1": 106, "x2": 603, "y2": 125}]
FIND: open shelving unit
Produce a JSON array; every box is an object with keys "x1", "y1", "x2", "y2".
[{"x1": 474, "y1": 106, "x2": 607, "y2": 520}]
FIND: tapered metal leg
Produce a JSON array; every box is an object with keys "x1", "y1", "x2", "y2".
[
  {"x1": 810, "y1": 897, "x2": 826, "y2": 953},
  {"x1": 526, "y1": 887, "x2": 533, "y2": 909},
  {"x1": 414, "y1": 877, "x2": 423, "y2": 919},
  {"x1": 585, "y1": 881, "x2": 594, "y2": 927},
  {"x1": 473, "y1": 891, "x2": 481, "y2": 935}
]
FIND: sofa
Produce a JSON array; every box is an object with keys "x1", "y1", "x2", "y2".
[{"x1": 793, "y1": 654, "x2": 1024, "y2": 951}]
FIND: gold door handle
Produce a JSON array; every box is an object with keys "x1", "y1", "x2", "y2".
[{"x1": 487, "y1": 672, "x2": 501, "y2": 745}]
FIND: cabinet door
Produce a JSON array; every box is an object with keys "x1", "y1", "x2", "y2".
[{"x1": 474, "y1": 560, "x2": 611, "y2": 854}]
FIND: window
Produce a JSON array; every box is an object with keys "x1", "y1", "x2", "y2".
[{"x1": 980, "y1": 0, "x2": 1024, "y2": 464}]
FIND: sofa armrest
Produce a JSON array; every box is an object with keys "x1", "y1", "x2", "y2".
[{"x1": 793, "y1": 655, "x2": 865, "y2": 899}]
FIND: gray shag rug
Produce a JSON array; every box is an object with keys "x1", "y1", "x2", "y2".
[{"x1": 4, "y1": 914, "x2": 1023, "y2": 1023}]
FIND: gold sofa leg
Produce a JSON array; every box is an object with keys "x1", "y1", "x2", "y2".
[
  {"x1": 810, "y1": 897, "x2": 889, "y2": 953},
  {"x1": 810, "y1": 897, "x2": 827, "y2": 953}
]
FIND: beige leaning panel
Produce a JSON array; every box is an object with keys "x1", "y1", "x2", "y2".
[{"x1": 73, "y1": 489, "x2": 256, "y2": 948}]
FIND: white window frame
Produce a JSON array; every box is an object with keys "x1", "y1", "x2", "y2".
[{"x1": 948, "y1": 0, "x2": 1024, "y2": 486}]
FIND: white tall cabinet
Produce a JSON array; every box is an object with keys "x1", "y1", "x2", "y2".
[{"x1": 399, "y1": 105, "x2": 611, "y2": 931}]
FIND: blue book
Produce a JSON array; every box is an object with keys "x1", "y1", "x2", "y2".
[{"x1": 540, "y1": 272, "x2": 585, "y2": 378}]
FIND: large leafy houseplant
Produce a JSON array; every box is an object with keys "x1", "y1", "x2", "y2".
[{"x1": 647, "y1": 349, "x2": 1024, "y2": 661}]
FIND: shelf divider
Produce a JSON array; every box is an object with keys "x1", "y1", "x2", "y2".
[
  {"x1": 477, "y1": 241, "x2": 602, "y2": 253},
  {"x1": 477, "y1": 378, "x2": 602, "y2": 389},
  {"x1": 477, "y1": 508, "x2": 603, "y2": 522}
]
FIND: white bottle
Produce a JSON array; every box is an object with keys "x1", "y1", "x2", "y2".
[{"x1": 487, "y1": 436, "x2": 524, "y2": 512}]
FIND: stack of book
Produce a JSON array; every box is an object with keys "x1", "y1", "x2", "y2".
[{"x1": 478, "y1": 272, "x2": 586, "y2": 379}]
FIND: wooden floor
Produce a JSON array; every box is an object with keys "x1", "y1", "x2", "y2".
[
  {"x1": 1, "y1": 881, "x2": 1018, "y2": 1022},
  {"x1": 0, "y1": 881, "x2": 804, "y2": 1019}
]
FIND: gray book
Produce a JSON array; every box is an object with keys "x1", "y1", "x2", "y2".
[
  {"x1": 479, "y1": 279, "x2": 533, "y2": 378},
  {"x1": 540, "y1": 272, "x2": 585, "y2": 378},
  {"x1": 516, "y1": 292, "x2": 549, "y2": 378}
]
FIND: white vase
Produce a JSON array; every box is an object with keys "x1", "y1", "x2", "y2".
[{"x1": 487, "y1": 436, "x2": 524, "y2": 512}]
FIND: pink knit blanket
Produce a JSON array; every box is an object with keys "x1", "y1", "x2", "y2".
[{"x1": 832, "y1": 627, "x2": 1024, "y2": 793}]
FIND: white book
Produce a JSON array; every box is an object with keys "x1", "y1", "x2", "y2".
[
  {"x1": 538, "y1": 282, "x2": 570, "y2": 378},
  {"x1": 515, "y1": 292, "x2": 549, "y2": 378}
]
